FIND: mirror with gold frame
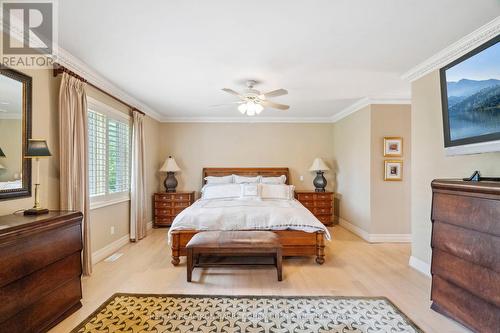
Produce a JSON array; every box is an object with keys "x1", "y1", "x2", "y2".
[{"x1": 0, "y1": 66, "x2": 32, "y2": 200}]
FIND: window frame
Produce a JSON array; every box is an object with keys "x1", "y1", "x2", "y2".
[{"x1": 87, "y1": 97, "x2": 131, "y2": 210}]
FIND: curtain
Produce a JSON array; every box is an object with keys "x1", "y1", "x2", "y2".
[
  {"x1": 130, "y1": 110, "x2": 147, "y2": 241},
  {"x1": 59, "y1": 73, "x2": 92, "y2": 275}
]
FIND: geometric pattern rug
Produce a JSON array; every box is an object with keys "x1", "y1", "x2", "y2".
[{"x1": 71, "y1": 293, "x2": 424, "y2": 333}]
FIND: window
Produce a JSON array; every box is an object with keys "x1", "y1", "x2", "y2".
[{"x1": 88, "y1": 97, "x2": 131, "y2": 208}]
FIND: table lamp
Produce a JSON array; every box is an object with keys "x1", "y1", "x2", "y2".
[
  {"x1": 160, "y1": 156, "x2": 181, "y2": 192},
  {"x1": 309, "y1": 158, "x2": 330, "y2": 192},
  {"x1": 24, "y1": 139, "x2": 51, "y2": 215}
]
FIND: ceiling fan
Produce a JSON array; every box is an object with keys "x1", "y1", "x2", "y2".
[{"x1": 215, "y1": 80, "x2": 289, "y2": 116}]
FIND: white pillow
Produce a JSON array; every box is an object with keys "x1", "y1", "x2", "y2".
[
  {"x1": 204, "y1": 175, "x2": 234, "y2": 185},
  {"x1": 201, "y1": 183, "x2": 241, "y2": 199},
  {"x1": 239, "y1": 183, "x2": 261, "y2": 200},
  {"x1": 261, "y1": 175, "x2": 287, "y2": 184},
  {"x1": 234, "y1": 175, "x2": 261, "y2": 184},
  {"x1": 260, "y1": 184, "x2": 295, "y2": 200}
]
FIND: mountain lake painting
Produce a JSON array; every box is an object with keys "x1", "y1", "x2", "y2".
[{"x1": 445, "y1": 41, "x2": 500, "y2": 141}]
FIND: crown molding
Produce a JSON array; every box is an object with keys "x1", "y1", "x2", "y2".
[
  {"x1": 161, "y1": 116, "x2": 334, "y2": 123},
  {"x1": 54, "y1": 48, "x2": 164, "y2": 121},
  {"x1": 401, "y1": 17, "x2": 500, "y2": 82},
  {"x1": 0, "y1": 15, "x2": 163, "y2": 122},
  {"x1": 330, "y1": 96, "x2": 411, "y2": 123}
]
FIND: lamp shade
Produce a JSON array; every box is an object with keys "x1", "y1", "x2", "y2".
[
  {"x1": 160, "y1": 156, "x2": 180, "y2": 172},
  {"x1": 0, "y1": 163, "x2": 5, "y2": 169},
  {"x1": 309, "y1": 158, "x2": 330, "y2": 172},
  {"x1": 0, "y1": 147, "x2": 5, "y2": 157},
  {"x1": 25, "y1": 139, "x2": 51, "y2": 158}
]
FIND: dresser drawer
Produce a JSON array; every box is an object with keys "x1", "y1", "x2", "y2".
[
  {"x1": 155, "y1": 208, "x2": 173, "y2": 217},
  {"x1": 313, "y1": 207, "x2": 332, "y2": 215},
  {"x1": 173, "y1": 194, "x2": 192, "y2": 202},
  {"x1": 155, "y1": 194, "x2": 176, "y2": 201},
  {"x1": 316, "y1": 215, "x2": 332, "y2": 225},
  {"x1": 173, "y1": 201, "x2": 190, "y2": 208},
  {"x1": 155, "y1": 217, "x2": 174, "y2": 226},
  {"x1": 0, "y1": 223, "x2": 82, "y2": 287},
  {"x1": 0, "y1": 252, "x2": 81, "y2": 322},
  {"x1": 432, "y1": 192, "x2": 500, "y2": 236},
  {"x1": 300, "y1": 201, "x2": 315, "y2": 209},
  {"x1": 296, "y1": 193, "x2": 315, "y2": 201},
  {"x1": 315, "y1": 193, "x2": 333, "y2": 200},
  {"x1": 314, "y1": 200, "x2": 332, "y2": 208},
  {"x1": 154, "y1": 201, "x2": 173, "y2": 208},
  {"x1": 1, "y1": 277, "x2": 82, "y2": 333}
]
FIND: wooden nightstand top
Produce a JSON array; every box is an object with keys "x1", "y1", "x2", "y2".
[
  {"x1": 155, "y1": 191, "x2": 195, "y2": 195},
  {"x1": 295, "y1": 190, "x2": 333, "y2": 194}
]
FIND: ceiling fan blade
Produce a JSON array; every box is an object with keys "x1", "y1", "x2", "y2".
[
  {"x1": 222, "y1": 88, "x2": 246, "y2": 100},
  {"x1": 261, "y1": 100, "x2": 290, "y2": 110},
  {"x1": 209, "y1": 101, "x2": 243, "y2": 108},
  {"x1": 260, "y1": 89, "x2": 288, "y2": 98}
]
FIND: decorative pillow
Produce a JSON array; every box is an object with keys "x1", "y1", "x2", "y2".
[
  {"x1": 234, "y1": 175, "x2": 261, "y2": 184},
  {"x1": 239, "y1": 183, "x2": 261, "y2": 200},
  {"x1": 261, "y1": 175, "x2": 287, "y2": 184},
  {"x1": 260, "y1": 184, "x2": 295, "y2": 200},
  {"x1": 204, "y1": 175, "x2": 234, "y2": 185},
  {"x1": 201, "y1": 183, "x2": 241, "y2": 199}
]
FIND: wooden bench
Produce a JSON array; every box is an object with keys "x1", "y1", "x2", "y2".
[{"x1": 185, "y1": 231, "x2": 283, "y2": 282}]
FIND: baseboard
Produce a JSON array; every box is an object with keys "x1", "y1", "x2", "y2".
[
  {"x1": 92, "y1": 234, "x2": 130, "y2": 264},
  {"x1": 339, "y1": 218, "x2": 411, "y2": 243},
  {"x1": 339, "y1": 218, "x2": 370, "y2": 241},
  {"x1": 409, "y1": 256, "x2": 431, "y2": 277},
  {"x1": 92, "y1": 220, "x2": 154, "y2": 265},
  {"x1": 368, "y1": 234, "x2": 411, "y2": 243}
]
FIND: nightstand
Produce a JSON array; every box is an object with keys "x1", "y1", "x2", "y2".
[
  {"x1": 295, "y1": 190, "x2": 334, "y2": 226},
  {"x1": 153, "y1": 191, "x2": 195, "y2": 227}
]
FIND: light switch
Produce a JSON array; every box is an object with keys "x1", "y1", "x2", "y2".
[{"x1": 300, "y1": 175, "x2": 304, "y2": 181}]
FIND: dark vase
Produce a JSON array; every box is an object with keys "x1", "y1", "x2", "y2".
[
  {"x1": 313, "y1": 171, "x2": 327, "y2": 192},
  {"x1": 164, "y1": 172, "x2": 178, "y2": 192}
]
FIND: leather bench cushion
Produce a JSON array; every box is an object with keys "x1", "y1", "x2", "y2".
[{"x1": 186, "y1": 231, "x2": 280, "y2": 248}]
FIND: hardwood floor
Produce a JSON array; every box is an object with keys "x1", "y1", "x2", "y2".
[{"x1": 51, "y1": 226, "x2": 469, "y2": 333}]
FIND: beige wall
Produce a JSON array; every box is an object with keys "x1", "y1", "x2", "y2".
[
  {"x1": 333, "y1": 106, "x2": 372, "y2": 231},
  {"x1": 333, "y1": 104, "x2": 412, "y2": 236},
  {"x1": 0, "y1": 119, "x2": 22, "y2": 181},
  {"x1": 370, "y1": 104, "x2": 411, "y2": 234},
  {"x1": 411, "y1": 70, "x2": 500, "y2": 264},
  {"x1": 159, "y1": 123, "x2": 335, "y2": 194},
  {"x1": 0, "y1": 68, "x2": 162, "y2": 255}
]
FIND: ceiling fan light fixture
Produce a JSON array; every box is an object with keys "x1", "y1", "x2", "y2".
[
  {"x1": 255, "y1": 103, "x2": 264, "y2": 114},
  {"x1": 238, "y1": 103, "x2": 247, "y2": 114}
]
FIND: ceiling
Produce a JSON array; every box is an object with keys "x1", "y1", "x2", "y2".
[{"x1": 58, "y1": 0, "x2": 500, "y2": 120}]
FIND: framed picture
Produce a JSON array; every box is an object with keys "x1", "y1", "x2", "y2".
[
  {"x1": 384, "y1": 137, "x2": 403, "y2": 157},
  {"x1": 384, "y1": 160, "x2": 403, "y2": 181}
]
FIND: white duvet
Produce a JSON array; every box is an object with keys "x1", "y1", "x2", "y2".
[{"x1": 168, "y1": 198, "x2": 331, "y2": 242}]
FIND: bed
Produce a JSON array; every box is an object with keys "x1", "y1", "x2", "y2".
[{"x1": 168, "y1": 167, "x2": 329, "y2": 266}]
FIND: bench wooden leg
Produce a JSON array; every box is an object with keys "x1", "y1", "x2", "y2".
[
  {"x1": 276, "y1": 248, "x2": 283, "y2": 281},
  {"x1": 187, "y1": 248, "x2": 193, "y2": 282}
]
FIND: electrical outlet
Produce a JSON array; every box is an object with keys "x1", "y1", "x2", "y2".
[
  {"x1": 110, "y1": 226, "x2": 115, "y2": 235},
  {"x1": 300, "y1": 175, "x2": 304, "y2": 181}
]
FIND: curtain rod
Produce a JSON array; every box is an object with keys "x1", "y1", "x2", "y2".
[{"x1": 53, "y1": 63, "x2": 146, "y2": 116}]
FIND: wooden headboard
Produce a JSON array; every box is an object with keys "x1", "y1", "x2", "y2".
[{"x1": 202, "y1": 167, "x2": 290, "y2": 185}]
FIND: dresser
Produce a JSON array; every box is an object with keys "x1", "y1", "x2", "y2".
[
  {"x1": 0, "y1": 211, "x2": 83, "y2": 333},
  {"x1": 295, "y1": 190, "x2": 334, "y2": 226},
  {"x1": 430, "y1": 180, "x2": 500, "y2": 333},
  {"x1": 154, "y1": 191, "x2": 195, "y2": 227}
]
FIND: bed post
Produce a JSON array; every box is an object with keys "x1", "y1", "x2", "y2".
[
  {"x1": 171, "y1": 232, "x2": 180, "y2": 266},
  {"x1": 315, "y1": 232, "x2": 325, "y2": 265}
]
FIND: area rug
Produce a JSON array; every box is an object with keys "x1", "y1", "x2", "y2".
[{"x1": 71, "y1": 293, "x2": 423, "y2": 332}]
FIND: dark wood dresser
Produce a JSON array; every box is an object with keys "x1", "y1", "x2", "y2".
[
  {"x1": 295, "y1": 190, "x2": 334, "y2": 226},
  {"x1": 0, "y1": 211, "x2": 83, "y2": 333},
  {"x1": 430, "y1": 180, "x2": 500, "y2": 333},
  {"x1": 154, "y1": 191, "x2": 195, "y2": 227}
]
